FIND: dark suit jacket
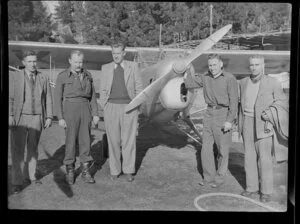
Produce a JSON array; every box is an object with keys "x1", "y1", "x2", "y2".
[{"x1": 9, "y1": 70, "x2": 53, "y2": 126}]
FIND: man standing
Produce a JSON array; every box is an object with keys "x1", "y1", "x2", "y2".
[
  {"x1": 9, "y1": 51, "x2": 53, "y2": 194},
  {"x1": 238, "y1": 55, "x2": 288, "y2": 202},
  {"x1": 54, "y1": 50, "x2": 99, "y2": 185},
  {"x1": 184, "y1": 54, "x2": 238, "y2": 187},
  {"x1": 99, "y1": 42, "x2": 143, "y2": 182}
]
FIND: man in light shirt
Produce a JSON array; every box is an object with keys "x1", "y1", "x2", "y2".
[{"x1": 238, "y1": 55, "x2": 288, "y2": 202}]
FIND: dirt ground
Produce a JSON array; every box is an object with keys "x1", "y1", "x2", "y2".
[{"x1": 7, "y1": 117, "x2": 288, "y2": 211}]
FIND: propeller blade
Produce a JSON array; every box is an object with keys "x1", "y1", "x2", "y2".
[
  {"x1": 125, "y1": 69, "x2": 178, "y2": 113},
  {"x1": 126, "y1": 24, "x2": 232, "y2": 113},
  {"x1": 183, "y1": 24, "x2": 232, "y2": 65}
]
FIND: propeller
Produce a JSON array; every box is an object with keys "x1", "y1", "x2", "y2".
[{"x1": 125, "y1": 24, "x2": 232, "y2": 113}]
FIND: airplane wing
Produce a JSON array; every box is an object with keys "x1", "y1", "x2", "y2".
[
  {"x1": 8, "y1": 41, "x2": 137, "y2": 70},
  {"x1": 8, "y1": 41, "x2": 186, "y2": 70}
]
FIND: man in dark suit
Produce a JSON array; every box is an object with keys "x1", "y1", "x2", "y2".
[{"x1": 9, "y1": 51, "x2": 53, "y2": 194}]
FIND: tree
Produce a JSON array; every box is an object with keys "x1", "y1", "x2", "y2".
[{"x1": 8, "y1": 0, "x2": 55, "y2": 41}]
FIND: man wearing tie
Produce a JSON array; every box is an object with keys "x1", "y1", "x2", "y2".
[
  {"x1": 99, "y1": 41, "x2": 143, "y2": 182},
  {"x1": 9, "y1": 51, "x2": 53, "y2": 194},
  {"x1": 54, "y1": 50, "x2": 99, "y2": 185}
]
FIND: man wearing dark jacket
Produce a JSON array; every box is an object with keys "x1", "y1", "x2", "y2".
[{"x1": 54, "y1": 50, "x2": 99, "y2": 185}]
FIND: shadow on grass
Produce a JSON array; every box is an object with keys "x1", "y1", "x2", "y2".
[
  {"x1": 228, "y1": 152, "x2": 246, "y2": 190},
  {"x1": 134, "y1": 121, "x2": 189, "y2": 175},
  {"x1": 35, "y1": 133, "x2": 109, "y2": 198}
]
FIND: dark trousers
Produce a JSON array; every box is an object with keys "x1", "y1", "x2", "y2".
[
  {"x1": 11, "y1": 114, "x2": 42, "y2": 185},
  {"x1": 201, "y1": 107, "x2": 232, "y2": 182},
  {"x1": 63, "y1": 100, "x2": 93, "y2": 165}
]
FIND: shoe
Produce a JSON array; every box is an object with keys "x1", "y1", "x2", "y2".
[
  {"x1": 12, "y1": 185, "x2": 22, "y2": 194},
  {"x1": 198, "y1": 179, "x2": 217, "y2": 188},
  {"x1": 81, "y1": 162, "x2": 95, "y2": 184},
  {"x1": 66, "y1": 164, "x2": 75, "y2": 185},
  {"x1": 260, "y1": 193, "x2": 271, "y2": 203},
  {"x1": 241, "y1": 191, "x2": 259, "y2": 197},
  {"x1": 208, "y1": 181, "x2": 218, "y2": 188},
  {"x1": 110, "y1": 174, "x2": 120, "y2": 181},
  {"x1": 125, "y1": 174, "x2": 134, "y2": 182},
  {"x1": 23, "y1": 178, "x2": 31, "y2": 186},
  {"x1": 215, "y1": 175, "x2": 225, "y2": 184},
  {"x1": 31, "y1": 179, "x2": 42, "y2": 185}
]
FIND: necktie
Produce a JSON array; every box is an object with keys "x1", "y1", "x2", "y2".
[{"x1": 29, "y1": 73, "x2": 35, "y2": 86}]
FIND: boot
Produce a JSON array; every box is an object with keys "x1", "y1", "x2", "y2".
[
  {"x1": 65, "y1": 164, "x2": 75, "y2": 185},
  {"x1": 81, "y1": 162, "x2": 95, "y2": 184}
]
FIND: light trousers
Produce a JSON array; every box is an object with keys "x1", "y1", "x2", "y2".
[
  {"x1": 104, "y1": 102, "x2": 138, "y2": 175},
  {"x1": 202, "y1": 107, "x2": 232, "y2": 182},
  {"x1": 242, "y1": 115, "x2": 273, "y2": 194},
  {"x1": 11, "y1": 114, "x2": 42, "y2": 185}
]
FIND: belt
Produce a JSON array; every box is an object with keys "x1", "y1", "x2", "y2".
[
  {"x1": 207, "y1": 104, "x2": 228, "y2": 110},
  {"x1": 64, "y1": 97, "x2": 89, "y2": 102}
]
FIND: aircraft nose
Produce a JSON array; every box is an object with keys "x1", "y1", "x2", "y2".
[{"x1": 173, "y1": 61, "x2": 186, "y2": 74}]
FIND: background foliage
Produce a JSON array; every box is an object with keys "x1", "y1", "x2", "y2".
[{"x1": 8, "y1": 1, "x2": 291, "y2": 47}]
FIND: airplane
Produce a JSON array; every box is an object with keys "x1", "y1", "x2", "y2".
[{"x1": 8, "y1": 24, "x2": 290, "y2": 145}]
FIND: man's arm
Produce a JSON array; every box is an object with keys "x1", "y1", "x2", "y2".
[
  {"x1": 54, "y1": 74, "x2": 64, "y2": 120},
  {"x1": 45, "y1": 76, "x2": 53, "y2": 119},
  {"x1": 133, "y1": 62, "x2": 143, "y2": 96},
  {"x1": 226, "y1": 76, "x2": 239, "y2": 123},
  {"x1": 90, "y1": 77, "x2": 99, "y2": 117},
  {"x1": 184, "y1": 65, "x2": 203, "y2": 89},
  {"x1": 9, "y1": 71, "x2": 15, "y2": 116}
]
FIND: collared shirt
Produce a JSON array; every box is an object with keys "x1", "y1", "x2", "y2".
[
  {"x1": 25, "y1": 70, "x2": 36, "y2": 81},
  {"x1": 114, "y1": 61, "x2": 125, "y2": 69},
  {"x1": 212, "y1": 70, "x2": 223, "y2": 79},
  {"x1": 54, "y1": 68, "x2": 98, "y2": 119},
  {"x1": 185, "y1": 70, "x2": 239, "y2": 123}
]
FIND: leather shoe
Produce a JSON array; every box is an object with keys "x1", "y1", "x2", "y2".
[
  {"x1": 125, "y1": 174, "x2": 134, "y2": 182},
  {"x1": 241, "y1": 191, "x2": 259, "y2": 197},
  {"x1": 110, "y1": 174, "x2": 119, "y2": 181},
  {"x1": 23, "y1": 178, "x2": 31, "y2": 186},
  {"x1": 31, "y1": 180, "x2": 42, "y2": 185},
  {"x1": 260, "y1": 194, "x2": 271, "y2": 203},
  {"x1": 12, "y1": 185, "x2": 22, "y2": 194}
]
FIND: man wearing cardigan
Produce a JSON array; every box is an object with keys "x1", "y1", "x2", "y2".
[
  {"x1": 99, "y1": 42, "x2": 143, "y2": 182},
  {"x1": 9, "y1": 51, "x2": 53, "y2": 194},
  {"x1": 238, "y1": 55, "x2": 288, "y2": 203}
]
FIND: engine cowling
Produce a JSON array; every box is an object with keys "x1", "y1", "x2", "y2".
[{"x1": 159, "y1": 76, "x2": 192, "y2": 110}]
